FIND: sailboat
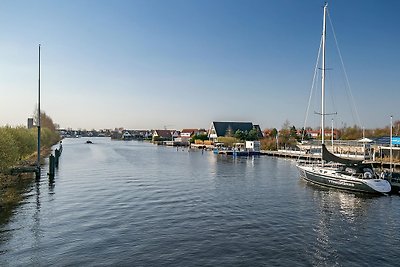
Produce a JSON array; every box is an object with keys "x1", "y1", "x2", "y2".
[{"x1": 296, "y1": 3, "x2": 391, "y2": 194}]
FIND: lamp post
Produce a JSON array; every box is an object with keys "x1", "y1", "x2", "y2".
[
  {"x1": 37, "y1": 44, "x2": 41, "y2": 171},
  {"x1": 390, "y1": 115, "x2": 393, "y2": 175}
]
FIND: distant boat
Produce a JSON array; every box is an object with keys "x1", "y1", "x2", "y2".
[{"x1": 296, "y1": 3, "x2": 391, "y2": 194}]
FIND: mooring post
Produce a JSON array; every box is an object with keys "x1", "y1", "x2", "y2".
[
  {"x1": 55, "y1": 148, "x2": 60, "y2": 167},
  {"x1": 49, "y1": 154, "x2": 55, "y2": 178},
  {"x1": 35, "y1": 167, "x2": 41, "y2": 180}
]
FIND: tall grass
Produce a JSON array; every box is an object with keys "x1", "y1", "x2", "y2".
[{"x1": 0, "y1": 126, "x2": 60, "y2": 171}]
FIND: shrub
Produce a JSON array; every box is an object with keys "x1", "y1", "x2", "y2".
[
  {"x1": 217, "y1": 137, "x2": 239, "y2": 148},
  {"x1": 0, "y1": 128, "x2": 19, "y2": 171}
]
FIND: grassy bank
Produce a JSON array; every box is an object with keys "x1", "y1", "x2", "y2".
[
  {"x1": 0, "y1": 118, "x2": 60, "y2": 215},
  {"x1": 0, "y1": 126, "x2": 59, "y2": 172}
]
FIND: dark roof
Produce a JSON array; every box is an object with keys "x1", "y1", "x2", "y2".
[
  {"x1": 212, "y1": 121, "x2": 254, "y2": 137},
  {"x1": 181, "y1": 129, "x2": 198, "y2": 134},
  {"x1": 154, "y1": 130, "x2": 172, "y2": 138},
  {"x1": 253, "y1": 124, "x2": 264, "y2": 138}
]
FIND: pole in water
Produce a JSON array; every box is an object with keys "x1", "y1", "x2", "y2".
[
  {"x1": 48, "y1": 154, "x2": 55, "y2": 178},
  {"x1": 55, "y1": 149, "x2": 60, "y2": 167}
]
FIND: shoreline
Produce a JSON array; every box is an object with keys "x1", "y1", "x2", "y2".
[{"x1": 0, "y1": 147, "x2": 53, "y2": 216}]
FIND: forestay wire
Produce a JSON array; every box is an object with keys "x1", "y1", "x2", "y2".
[
  {"x1": 327, "y1": 9, "x2": 363, "y2": 129},
  {"x1": 301, "y1": 36, "x2": 323, "y2": 142}
]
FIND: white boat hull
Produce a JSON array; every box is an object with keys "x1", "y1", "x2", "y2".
[{"x1": 297, "y1": 165, "x2": 391, "y2": 194}]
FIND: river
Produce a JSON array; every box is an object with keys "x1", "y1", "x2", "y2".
[{"x1": 0, "y1": 137, "x2": 399, "y2": 266}]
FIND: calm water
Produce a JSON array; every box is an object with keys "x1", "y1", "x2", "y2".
[{"x1": 1, "y1": 138, "x2": 399, "y2": 266}]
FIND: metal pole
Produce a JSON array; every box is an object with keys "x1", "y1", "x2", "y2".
[
  {"x1": 331, "y1": 118, "x2": 334, "y2": 149},
  {"x1": 390, "y1": 115, "x2": 393, "y2": 174},
  {"x1": 321, "y1": 3, "x2": 327, "y2": 146},
  {"x1": 37, "y1": 44, "x2": 41, "y2": 169}
]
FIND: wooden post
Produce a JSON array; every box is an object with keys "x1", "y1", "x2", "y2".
[
  {"x1": 55, "y1": 148, "x2": 60, "y2": 167},
  {"x1": 35, "y1": 166, "x2": 40, "y2": 180},
  {"x1": 49, "y1": 154, "x2": 55, "y2": 178}
]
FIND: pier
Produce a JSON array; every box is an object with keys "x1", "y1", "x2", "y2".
[
  {"x1": 10, "y1": 166, "x2": 40, "y2": 176},
  {"x1": 261, "y1": 150, "x2": 321, "y2": 161}
]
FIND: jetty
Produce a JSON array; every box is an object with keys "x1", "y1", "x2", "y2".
[
  {"x1": 261, "y1": 150, "x2": 321, "y2": 161},
  {"x1": 10, "y1": 166, "x2": 40, "y2": 175}
]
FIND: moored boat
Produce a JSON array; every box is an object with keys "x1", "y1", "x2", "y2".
[{"x1": 296, "y1": 3, "x2": 391, "y2": 194}]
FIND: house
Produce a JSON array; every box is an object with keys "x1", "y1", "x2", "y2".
[
  {"x1": 152, "y1": 130, "x2": 173, "y2": 142},
  {"x1": 305, "y1": 129, "x2": 339, "y2": 139},
  {"x1": 180, "y1": 129, "x2": 198, "y2": 138},
  {"x1": 208, "y1": 121, "x2": 263, "y2": 141}
]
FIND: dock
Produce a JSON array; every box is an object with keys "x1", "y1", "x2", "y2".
[
  {"x1": 10, "y1": 166, "x2": 40, "y2": 175},
  {"x1": 261, "y1": 150, "x2": 321, "y2": 161},
  {"x1": 215, "y1": 150, "x2": 260, "y2": 156}
]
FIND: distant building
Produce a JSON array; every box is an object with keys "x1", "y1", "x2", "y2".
[
  {"x1": 152, "y1": 130, "x2": 173, "y2": 142},
  {"x1": 180, "y1": 129, "x2": 198, "y2": 138},
  {"x1": 304, "y1": 129, "x2": 339, "y2": 140},
  {"x1": 208, "y1": 121, "x2": 263, "y2": 141},
  {"x1": 27, "y1": 118, "x2": 34, "y2": 129}
]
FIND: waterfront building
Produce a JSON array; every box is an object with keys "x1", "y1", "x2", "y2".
[{"x1": 208, "y1": 121, "x2": 262, "y2": 142}]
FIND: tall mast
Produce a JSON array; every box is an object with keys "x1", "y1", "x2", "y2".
[
  {"x1": 321, "y1": 3, "x2": 327, "y2": 145},
  {"x1": 390, "y1": 115, "x2": 393, "y2": 175},
  {"x1": 37, "y1": 44, "x2": 41, "y2": 169},
  {"x1": 331, "y1": 118, "x2": 334, "y2": 148}
]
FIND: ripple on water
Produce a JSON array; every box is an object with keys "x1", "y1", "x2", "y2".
[{"x1": 1, "y1": 138, "x2": 399, "y2": 266}]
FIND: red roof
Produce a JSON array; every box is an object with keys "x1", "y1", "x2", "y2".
[{"x1": 181, "y1": 128, "x2": 198, "y2": 134}]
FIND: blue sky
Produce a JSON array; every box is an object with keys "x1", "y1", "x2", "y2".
[{"x1": 1, "y1": 0, "x2": 399, "y2": 130}]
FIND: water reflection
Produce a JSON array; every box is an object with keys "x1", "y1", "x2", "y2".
[
  {"x1": 310, "y1": 186, "x2": 379, "y2": 266},
  {"x1": 32, "y1": 176, "x2": 42, "y2": 265},
  {"x1": 1, "y1": 138, "x2": 399, "y2": 266}
]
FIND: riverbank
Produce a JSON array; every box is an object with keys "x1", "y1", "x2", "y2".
[{"x1": 0, "y1": 147, "x2": 53, "y2": 215}]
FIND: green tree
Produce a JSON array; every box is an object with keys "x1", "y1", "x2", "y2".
[
  {"x1": 247, "y1": 128, "x2": 259, "y2": 141},
  {"x1": 340, "y1": 125, "x2": 362, "y2": 140},
  {"x1": 279, "y1": 120, "x2": 291, "y2": 147},
  {"x1": 270, "y1": 128, "x2": 278, "y2": 138},
  {"x1": 234, "y1": 129, "x2": 246, "y2": 141},
  {"x1": 190, "y1": 133, "x2": 208, "y2": 143},
  {"x1": 290, "y1": 125, "x2": 298, "y2": 140}
]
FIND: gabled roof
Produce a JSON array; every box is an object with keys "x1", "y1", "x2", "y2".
[
  {"x1": 154, "y1": 129, "x2": 172, "y2": 138},
  {"x1": 212, "y1": 121, "x2": 254, "y2": 137}
]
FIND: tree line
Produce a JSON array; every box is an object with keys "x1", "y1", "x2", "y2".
[{"x1": 260, "y1": 119, "x2": 400, "y2": 151}]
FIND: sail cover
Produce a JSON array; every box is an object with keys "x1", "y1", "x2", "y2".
[{"x1": 322, "y1": 144, "x2": 363, "y2": 165}]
